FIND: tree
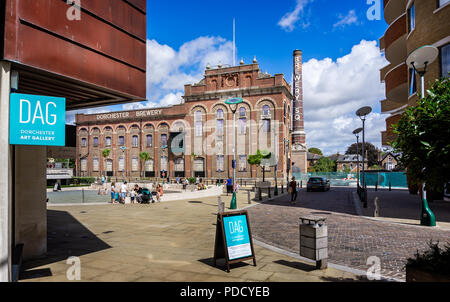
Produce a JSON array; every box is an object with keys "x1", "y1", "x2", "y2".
[
  {"x1": 247, "y1": 150, "x2": 272, "y2": 182},
  {"x1": 102, "y1": 149, "x2": 111, "y2": 177},
  {"x1": 312, "y1": 157, "x2": 336, "y2": 173},
  {"x1": 308, "y1": 147, "x2": 323, "y2": 156},
  {"x1": 139, "y1": 152, "x2": 151, "y2": 178},
  {"x1": 346, "y1": 142, "x2": 379, "y2": 167},
  {"x1": 392, "y1": 77, "x2": 450, "y2": 193}
]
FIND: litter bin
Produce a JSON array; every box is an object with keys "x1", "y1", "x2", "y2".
[{"x1": 299, "y1": 216, "x2": 328, "y2": 269}]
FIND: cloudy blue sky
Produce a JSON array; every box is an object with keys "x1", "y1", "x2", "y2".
[{"x1": 67, "y1": 0, "x2": 389, "y2": 155}]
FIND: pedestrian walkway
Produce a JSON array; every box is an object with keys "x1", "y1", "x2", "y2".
[
  {"x1": 247, "y1": 188, "x2": 450, "y2": 281},
  {"x1": 20, "y1": 191, "x2": 364, "y2": 282},
  {"x1": 362, "y1": 189, "x2": 450, "y2": 229}
]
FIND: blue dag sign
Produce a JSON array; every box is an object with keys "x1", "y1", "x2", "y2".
[
  {"x1": 9, "y1": 93, "x2": 66, "y2": 146},
  {"x1": 223, "y1": 214, "x2": 252, "y2": 260}
]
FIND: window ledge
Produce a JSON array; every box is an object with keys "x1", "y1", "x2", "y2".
[
  {"x1": 434, "y1": 2, "x2": 450, "y2": 14},
  {"x1": 406, "y1": 27, "x2": 415, "y2": 41}
]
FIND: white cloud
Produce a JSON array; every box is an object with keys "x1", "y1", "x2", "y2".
[
  {"x1": 67, "y1": 36, "x2": 233, "y2": 122},
  {"x1": 147, "y1": 36, "x2": 233, "y2": 92},
  {"x1": 333, "y1": 10, "x2": 359, "y2": 28},
  {"x1": 278, "y1": 0, "x2": 314, "y2": 32},
  {"x1": 303, "y1": 40, "x2": 388, "y2": 155}
]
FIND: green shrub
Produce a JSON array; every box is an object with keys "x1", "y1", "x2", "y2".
[
  {"x1": 72, "y1": 177, "x2": 95, "y2": 185},
  {"x1": 188, "y1": 177, "x2": 196, "y2": 184},
  {"x1": 407, "y1": 241, "x2": 450, "y2": 276}
]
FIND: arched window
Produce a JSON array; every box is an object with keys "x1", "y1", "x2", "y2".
[
  {"x1": 195, "y1": 110, "x2": 203, "y2": 137},
  {"x1": 262, "y1": 105, "x2": 270, "y2": 115},
  {"x1": 132, "y1": 135, "x2": 139, "y2": 147},
  {"x1": 146, "y1": 135, "x2": 153, "y2": 147},
  {"x1": 239, "y1": 107, "x2": 246, "y2": 118},
  {"x1": 217, "y1": 109, "x2": 224, "y2": 119},
  {"x1": 161, "y1": 134, "x2": 168, "y2": 146},
  {"x1": 145, "y1": 159, "x2": 154, "y2": 172},
  {"x1": 105, "y1": 137, "x2": 112, "y2": 147}
]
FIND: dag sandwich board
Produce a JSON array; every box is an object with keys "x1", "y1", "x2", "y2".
[{"x1": 213, "y1": 210, "x2": 256, "y2": 272}]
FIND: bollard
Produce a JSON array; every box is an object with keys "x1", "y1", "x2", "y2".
[
  {"x1": 375, "y1": 182, "x2": 378, "y2": 192},
  {"x1": 300, "y1": 181, "x2": 303, "y2": 189},
  {"x1": 247, "y1": 190, "x2": 251, "y2": 204},
  {"x1": 374, "y1": 197, "x2": 380, "y2": 217},
  {"x1": 281, "y1": 184, "x2": 284, "y2": 194},
  {"x1": 82, "y1": 188, "x2": 85, "y2": 203},
  {"x1": 299, "y1": 216, "x2": 328, "y2": 270},
  {"x1": 258, "y1": 188, "x2": 262, "y2": 201},
  {"x1": 218, "y1": 196, "x2": 224, "y2": 213},
  {"x1": 389, "y1": 182, "x2": 392, "y2": 191},
  {"x1": 274, "y1": 185, "x2": 278, "y2": 196},
  {"x1": 268, "y1": 187, "x2": 271, "y2": 198}
]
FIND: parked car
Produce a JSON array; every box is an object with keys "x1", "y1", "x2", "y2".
[
  {"x1": 444, "y1": 182, "x2": 450, "y2": 202},
  {"x1": 307, "y1": 177, "x2": 331, "y2": 192}
]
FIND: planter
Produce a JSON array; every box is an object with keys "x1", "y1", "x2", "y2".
[{"x1": 406, "y1": 265, "x2": 450, "y2": 282}]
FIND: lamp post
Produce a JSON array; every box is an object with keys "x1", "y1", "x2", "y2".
[
  {"x1": 352, "y1": 128, "x2": 363, "y2": 188},
  {"x1": 284, "y1": 138, "x2": 290, "y2": 191},
  {"x1": 274, "y1": 127, "x2": 279, "y2": 196},
  {"x1": 406, "y1": 45, "x2": 438, "y2": 227},
  {"x1": 356, "y1": 106, "x2": 372, "y2": 208},
  {"x1": 225, "y1": 97, "x2": 244, "y2": 210},
  {"x1": 120, "y1": 146, "x2": 127, "y2": 181}
]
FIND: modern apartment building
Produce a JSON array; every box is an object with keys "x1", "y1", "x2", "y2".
[{"x1": 379, "y1": 0, "x2": 450, "y2": 146}]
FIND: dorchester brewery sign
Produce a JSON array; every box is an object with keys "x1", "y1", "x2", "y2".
[{"x1": 10, "y1": 93, "x2": 66, "y2": 146}]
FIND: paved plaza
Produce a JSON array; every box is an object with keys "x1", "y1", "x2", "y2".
[
  {"x1": 21, "y1": 186, "x2": 450, "y2": 282},
  {"x1": 20, "y1": 190, "x2": 363, "y2": 282},
  {"x1": 248, "y1": 187, "x2": 450, "y2": 281}
]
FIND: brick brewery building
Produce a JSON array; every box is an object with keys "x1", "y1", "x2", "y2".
[{"x1": 76, "y1": 56, "x2": 308, "y2": 180}]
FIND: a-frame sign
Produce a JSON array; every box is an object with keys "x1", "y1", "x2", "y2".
[{"x1": 213, "y1": 210, "x2": 256, "y2": 272}]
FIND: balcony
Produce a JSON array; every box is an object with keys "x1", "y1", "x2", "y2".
[
  {"x1": 381, "y1": 99, "x2": 406, "y2": 113},
  {"x1": 385, "y1": 63, "x2": 408, "y2": 103},
  {"x1": 384, "y1": 14, "x2": 407, "y2": 65},
  {"x1": 384, "y1": 0, "x2": 407, "y2": 25}
]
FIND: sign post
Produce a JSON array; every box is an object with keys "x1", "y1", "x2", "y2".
[
  {"x1": 9, "y1": 93, "x2": 66, "y2": 146},
  {"x1": 213, "y1": 210, "x2": 256, "y2": 272}
]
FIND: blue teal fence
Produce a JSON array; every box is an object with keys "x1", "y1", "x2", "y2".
[{"x1": 293, "y1": 172, "x2": 407, "y2": 188}]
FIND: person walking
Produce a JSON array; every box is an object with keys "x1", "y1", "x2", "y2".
[
  {"x1": 289, "y1": 177, "x2": 298, "y2": 205},
  {"x1": 110, "y1": 182, "x2": 116, "y2": 204},
  {"x1": 120, "y1": 181, "x2": 128, "y2": 204},
  {"x1": 156, "y1": 184, "x2": 164, "y2": 202}
]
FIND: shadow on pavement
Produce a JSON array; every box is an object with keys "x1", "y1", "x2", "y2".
[
  {"x1": 198, "y1": 257, "x2": 252, "y2": 272},
  {"x1": 273, "y1": 260, "x2": 316, "y2": 272},
  {"x1": 20, "y1": 209, "x2": 111, "y2": 281}
]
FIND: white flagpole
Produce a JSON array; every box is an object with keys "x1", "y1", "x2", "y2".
[{"x1": 233, "y1": 18, "x2": 236, "y2": 66}]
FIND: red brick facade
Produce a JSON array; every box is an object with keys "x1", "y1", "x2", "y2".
[{"x1": 76, "y1": 62, "x2": 294, "y2": 181}]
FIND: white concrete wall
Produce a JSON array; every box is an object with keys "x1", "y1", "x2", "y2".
[
  {"x1": 14, "y1": 146, "x2": 47, "y2": 260},
  {"x1": 0, "y1": 61, "x2": 12, "y2": 282}
]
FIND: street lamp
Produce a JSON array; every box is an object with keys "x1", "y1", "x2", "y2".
[
  {"x1": 406, "y1": 45, "x2": 438, "y2": 227},
  {"x1": 225, "y1": 97, "x2": 244, "y2": 210},
  {"x1": 352, "y1": 128, "x2": 363, "y2": 188},
  {"x1": 120, "y1": 146, "x2": 127, "y2": 181},
  {"x1": 356, "y1": 106, "x2": 372, "y2": 208},
  {"x1": 284, "y1": 138, "x2": 290, "y2": 191}
]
